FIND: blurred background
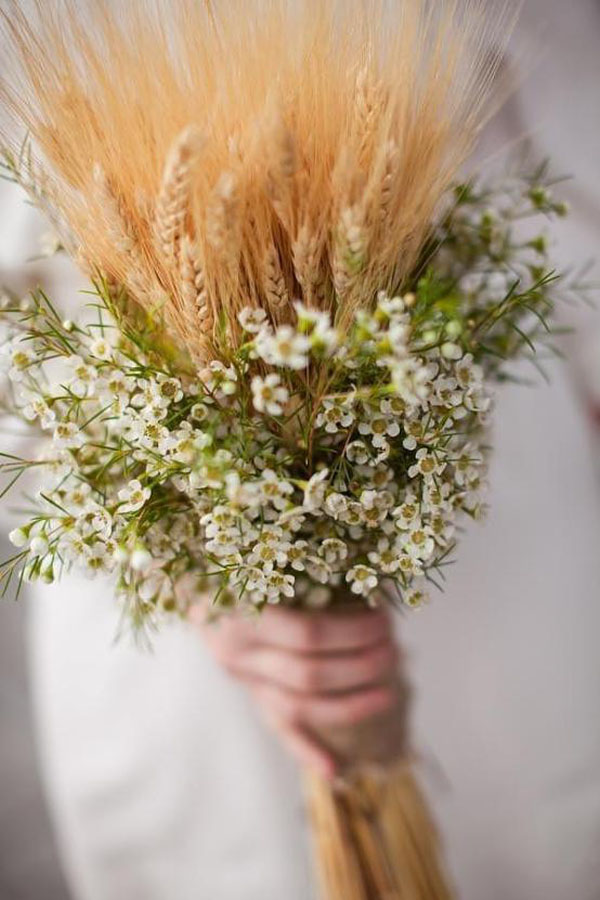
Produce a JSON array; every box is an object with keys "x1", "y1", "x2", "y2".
[{"x1": 1, "y1": 1, "x2": 600, "y2": 899}]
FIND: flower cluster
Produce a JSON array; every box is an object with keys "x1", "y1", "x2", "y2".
[{"x1": 0, "y1": 169, "x2": 566, "y2": 626}]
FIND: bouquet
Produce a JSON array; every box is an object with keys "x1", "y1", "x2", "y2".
[{"x1": 0, "y1": 2, "x2": 569, "y2": 897}]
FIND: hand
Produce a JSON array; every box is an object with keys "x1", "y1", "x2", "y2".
[{"x1": 191, "y1": 602, "x2": 400, "y2": 779}]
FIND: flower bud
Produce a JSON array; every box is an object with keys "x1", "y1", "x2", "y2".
[
  {"x1": 441, "y1": 341, "x2": 463, "y2": 360},
  {"x1": 9, "y1": 527, "x2": 29, "y2": 548},
  {"x1": 30, "y1": 535, "x2": 49, "y2": 556},
  {"x1": 130, "y1": 546, "x2": 153, "y2": 572}
]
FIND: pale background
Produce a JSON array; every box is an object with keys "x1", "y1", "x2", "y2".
[{"x1": 1, "y1": 1, "x2": 600, "y2": 898}]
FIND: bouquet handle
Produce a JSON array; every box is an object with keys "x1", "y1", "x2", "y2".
[{"x1": 306, "y1": 674, "x2": 456, "y2": 900}]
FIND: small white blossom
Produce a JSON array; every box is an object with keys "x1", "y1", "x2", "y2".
[
  {"x1": 303, "y1": 469, "x2": 329, "y2": 511},
  {"x1": 316, "y1": 397, "x2": 354, "y2": 433},
  {"x1": 251, "y1": 374, "x2": 289, "y2": 415},
  {"x1": 346, "y1": 565, "x2": 378, "y2": 596},
  {"x1": 88, "y1": 336, "x2": 114, "y2": 361},
  {"x1": 52, "y1": 421, "x2": 84, "y2": 449},
  {"x1": 118, "y1": 479, "x2": 151, "y2": 513},
  {"x1": 238, "y1": 307, "x2": 268, "y2": 333},
  {"x1": 256, "y1": 325, "x2": 310, "y2": 370},
  {"x1": 408, "y1": 448, "x2": 445, "y2": 480}
]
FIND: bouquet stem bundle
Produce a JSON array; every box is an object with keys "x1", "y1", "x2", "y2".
[
  {"x1": 307, "y1": 666, "x2": 454, "y2": 900},
  {"x1": 308, "y1": 765, "x2": 454, "y2": 900}
]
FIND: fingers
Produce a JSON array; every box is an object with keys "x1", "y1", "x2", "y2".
[
  {"x1": 248, "y1": 678, "x2": 396, "y2": 729},
  {"x1": 193, "y1": 603, "x2": 401, "y2": 776},
  {"x1": 251, "y1": 605, "x2": 392, "y2": 654},
  {"x1": 238, "y1": 639, "x2": 398, "y2": 694}
]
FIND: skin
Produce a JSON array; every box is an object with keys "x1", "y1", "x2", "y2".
[{"x1": 191, "y1": 603, "x2": 400, "y2": 780}]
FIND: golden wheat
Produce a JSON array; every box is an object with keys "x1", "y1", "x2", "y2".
[{"x1": 0, "y1": 0, "x2": 515, "y2": 366}]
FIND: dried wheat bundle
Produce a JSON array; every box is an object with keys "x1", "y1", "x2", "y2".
[{"x1": 0, "y1": 0, "x2": 513, "y2": 366}]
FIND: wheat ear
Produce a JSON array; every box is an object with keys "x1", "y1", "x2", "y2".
[
  {"x1": 180, "y1": 235, "x2": 214, "y2": 361},
  {"x1": 293, "y1": 223, "x2": 327, "y2": 307},
  {"x1": 332, "y1": 203, "x2": 367, "y2": 298},
  {"x1": 263, "y1": 242, "x2": 289, "y2": 314},
  {"x1": 154, "y1": 126, "x2": 204, "y2": 268},
  {"x1": 92, "y1": 163, "x2": 152, "y2": 300}
]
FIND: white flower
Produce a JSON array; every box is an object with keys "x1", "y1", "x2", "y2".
[
  {"x1": 85, "y1": 540, "x2": 117, "y2": 576},
  {"x1": 97, "y1": 370, "x2": 133, "y2": 411},
  {"x1": 265, "y1": 570, "x2": 296, "y2": 601},
  {"x1": 8, "y1": 345, "x2": 35, "y2": 382},
  {"x1": 358, "y1": 414, "x2": 400, "y2": 449},
  {"x1": 248, "y1": 532, "x2": 291, "y2": 569},
  {"x1": 20, "y1": 395, "x2": 56, "y2": 429},
  {"x1": 88, "y1": 336, "x2": 114, "y2": 361},
  {"x1": 238, "y1": 307, "x2": 268, "y2": 333},
  {"x1": 59, "y1": 531, "x2": 88, "y2": 563},
  {"x1": 315, "y1": 397, "x2": 354, "y2": 433},
  {"x1": 393, "y1": 498, "x2": 420, "y2": 530},
  {"x1": 294, "y1": 302, "x2": 338, "y2": 352},
  {"x1": 346, "y1": 565, "x2": 378, "y2": 596},
  {"x1": 403, "y1": 525, "x2": 435, "y2": 562},
  {"x1": 306, "y1": 556, "x2": 332, "y2": 584},
  {"x1": 320, "y1": 538, "x2": 348, "y2": 565},
  {"x1": 288, "y1": 540, "x2": 309, "y2": 571},
  {"x1": 65, "y1": 481, "x2": 92, "y2": 510},
  {"x1": 67, "y1": 355, "x2": 97, "y2": 398},
  {"x1": 454, "y1": 354, "x2": 483, "y2": 390},
  {"x1": 303, "y1": 469, "x2": 329, "y2": 511},
  {"x1": 277, "y1": 507, "x2": 306, "y2": 532},
  {"x1": 52, "y1": 421, "x2": 84, "y2": 449},
  {"x1": 408, "y1": 448, "x2": 445, "y2": 480},
  {"x1": 206, "y1": 531, "x2": 240, "y2": 558},
  {"x1": 380, "y1": 395, "x2": 406, "y2": 418},
  {"x1": 340, "y1": 501, "x2": 364, "y2": 528},
  {"x1": 258, "y1": 469, "x2": 294, "y2": 510},
  {"x1": 390, "y1": 357, "x2": 433, "y2": 406},
  {"x1": 367, "y1": 538, "x2": 402, "y2": 574},
  {"x1": 251, "y1": 374, "x2": 289, "y2": 415},
  {"x1": 77, "y1": 503, "x2": 113, "y2": 540},
  {"x1": 118, "y1": 479, "x2": 151, "y2": 513},
  {"x1": 403, "y1": 582, "x2": 430, "y2": 609},
  {"x1": 452, "y1": 444, "x2": 484, "y2": 486},
  {"x1": 159, "y1": 375, "x2": 185, "y2": 405},
  {"x1": 346, "y1": 440, "x2": 370, "y2": 464},
  {"x1": 200, "y1": 361, "x2": 237, "y2": 397},
  {"x1": 376, "y1": 292, "x2": 406, "y2": 319},
  {"x1": 324, "y1": 492, "x2": 348, "y2": 520},
  {"x1": 256, "y1": 325, "x2": 310, "y2": 370}
]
